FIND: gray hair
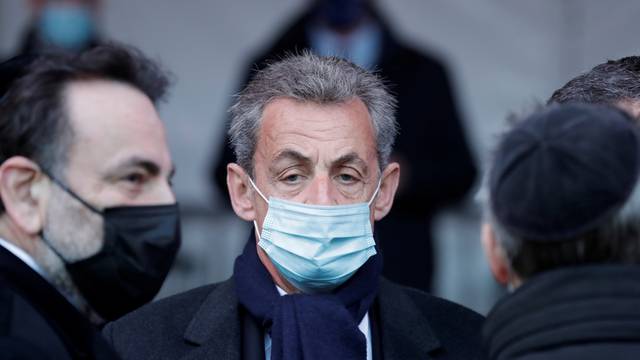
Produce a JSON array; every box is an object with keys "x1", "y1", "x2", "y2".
[
  {"x1": 549, "y1": 56, "x2": 640, "y2": 106},
  {"x1": 487, "y1": 179, "x2": 640, "y2": 278},
  {"x1": 228, "y1": 52, "x2": 397, "y2": 175}
]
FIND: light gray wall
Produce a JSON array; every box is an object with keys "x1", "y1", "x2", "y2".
[
  {"x1": 2, "y1": 0, "x2": 639, "y2": 313},
  {"x1": 3, "y1": 1, "x2": 639, "y2": 201}
]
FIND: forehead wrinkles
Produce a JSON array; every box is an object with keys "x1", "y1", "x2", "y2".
[
  {"x1": 255, "y1": 97, "x2": 377, "y2": 167},
  {"x1": 261, "y1": 102, "x2": 369, "y2": 142}
]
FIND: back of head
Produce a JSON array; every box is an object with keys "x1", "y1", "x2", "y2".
[
  {"x1": 488, "y1": 103, "x2": 640, "y2": 279},
  {"x1": 549, "y1": 56, "x2": 640, "y2": 107}
]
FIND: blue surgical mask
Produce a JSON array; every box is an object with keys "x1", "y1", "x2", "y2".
[
  {"x1": 308, "y1": 21, "x2": 383, "y2": 70},
  {"x1": 249, "y1": 177, "x2": 380, "y2": 293},
  {"x1": 38, "y1": 3, "x2": 95, "y2": 50}
]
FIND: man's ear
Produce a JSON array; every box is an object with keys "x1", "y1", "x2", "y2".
[
  {"x1": 372, "y1": 162, "x2": 400, "y2": 221},
  {"x1": 0, "y1": 157, "x2": 49, "y2": 235},
  {"x1": 227, "y1": 163, "x2": 256, "y2": 221},
  {"x1": 481, "y1": 223, "x2": 511, "y2": 285}
]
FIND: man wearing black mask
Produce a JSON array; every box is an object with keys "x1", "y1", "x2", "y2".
[{"x1": 0, "y1": 44, "x2": 181, "y2": 358}]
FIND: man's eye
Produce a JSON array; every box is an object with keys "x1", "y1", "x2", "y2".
[
  {"x1": 123, "y1": 173, "x2": 145, "y2": 184},
  {"x1": 283, "y1": 174, "x2": 302, "y2": 183},
  {"x1": 337, "y1": 173, "x2": 357, "y2": 184}
]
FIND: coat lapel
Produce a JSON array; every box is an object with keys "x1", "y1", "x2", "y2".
[
  {"x1": 181, "y1": 279, "x2": 242, "y2": 360},
  {"x1": 377, "y1": 279, "x2": 441, "y2": 360},
  {"x1": 0, "y1": 246, "x2": 116, "y2": 358}
]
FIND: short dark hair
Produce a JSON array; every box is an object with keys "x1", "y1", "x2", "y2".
[
  {"x1": 549, "y1": 56, "x2": 640, "y2": 105},
  {"x1": 0, "y1": 43, "x2": 170, "y2": 213}
]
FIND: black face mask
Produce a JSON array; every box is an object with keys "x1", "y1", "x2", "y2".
[{"x1": 43, "y1": 174, "x2": 181, "y2": 321}]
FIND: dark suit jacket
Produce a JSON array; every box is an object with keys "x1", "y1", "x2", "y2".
[
  {"x1": 103, "y1": 277, "x2": 484, "y2": 359},
  {"x1": 0, "y1": 245, "x2": 118, "y2": 359}
]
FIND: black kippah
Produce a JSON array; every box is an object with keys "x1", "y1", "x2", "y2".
[{"x1": 489, "y1": 103, "x2": 640, "y2": 241}]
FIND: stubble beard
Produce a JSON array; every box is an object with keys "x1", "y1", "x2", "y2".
[{"x1": 33, "y1": 185, "x2": 105, "y2": 323}]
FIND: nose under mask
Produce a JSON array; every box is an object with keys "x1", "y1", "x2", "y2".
[{"x1": 249, "y1": 177, "x2": 380, "y2": 293}]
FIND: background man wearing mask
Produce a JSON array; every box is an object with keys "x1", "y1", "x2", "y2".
[
  {"x1": 211, "y1": 0, "x2": 477, "y2": 292},
  {"x1": 482, "y1": 103, "x2": 640, "y2": 359},
  {"x1": 0, "y1": 44, "x2": 181, "y2": 358},
  {"x1": 16, "y1": 0, "x2": 102, "y2": 56},
  {"x1": 104, "y1": 53, "x2": 483, "y2": 360}
]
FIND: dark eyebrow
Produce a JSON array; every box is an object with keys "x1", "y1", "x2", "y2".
[
  {"x1": 269, "y1": 149, "x2": 312, "y2": 172},
  {"x1": 109, "y1": 157, "x2": 164, "y2": 176},
  {"x1": 331, "y1": 152, "x2": 369, "y2": 176}
]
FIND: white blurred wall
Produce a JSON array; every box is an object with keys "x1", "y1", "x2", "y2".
[{"x1": 1, "y1": 0, "x2": 639, "y2": 313}]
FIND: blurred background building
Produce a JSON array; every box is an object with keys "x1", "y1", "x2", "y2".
[{"x1": 1, "y1": 0, "x2": 638, "y2": 315}]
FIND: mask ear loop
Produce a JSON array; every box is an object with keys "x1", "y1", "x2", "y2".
[
  {"x1": 41, "y1": 169, "x2": 103, "y2": 215},
  {"x1": 40, "y1": 232, "x2": 70, "y2": 263},
  {"x1": 247, "y1": 177, "x2": 269, "y2": 203},
  {"x1": 38, "y1": 168, "x2": 103, "y2": 263},
  {"x1": 247, "y1": 177, "x2": 269, "y2": 241},
  {"x1": 367, "y1": 177, "x2": 383, "y2": 206}
]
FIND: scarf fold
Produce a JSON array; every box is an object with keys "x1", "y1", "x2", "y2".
[{"x1": 234, "y1": 235, "x2": 381, "y2": 360}]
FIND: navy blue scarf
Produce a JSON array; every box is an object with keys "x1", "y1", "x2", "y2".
[{"x1": 234, "y1": 235, "x2": 382, "y2": 360}]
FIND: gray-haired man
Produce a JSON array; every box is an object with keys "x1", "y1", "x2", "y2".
[{"x1": 103, "y1": 53, "x2": 484, "y2": 359}]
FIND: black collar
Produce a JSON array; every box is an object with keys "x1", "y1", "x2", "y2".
[
  {"x1": 181, "y1": 279, "x2": 242, "y2": 359},
  {"x1": 484, "y1": 265, "x2": 640, "y2": 359}
]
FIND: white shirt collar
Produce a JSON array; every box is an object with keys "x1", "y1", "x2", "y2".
[
  {"x1": 0, "y1": 237, "x2": 88, "y2": 312},
  {"x1": 275, "y1": 285, "x2": 287, "y2": 296},
  {"x1": 0, "y1": 237, "x2": 47, "y2": 278}
]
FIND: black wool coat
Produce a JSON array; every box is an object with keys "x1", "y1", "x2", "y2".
[
  {"x1": 0, "y1": 245, "x2": 118, "y2": 360},
  {"x1": 483, "y1": 265, "x2": 640, "y2": 360},
  {"x1": 104, "y1": 277, "x2": 484, "y2": 360}
]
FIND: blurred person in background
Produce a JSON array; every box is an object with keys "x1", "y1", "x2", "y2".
[
  {"x1": 482, "y1": 103, "x2": 640, "y2": 359},
  {"x1": 0, "y1": 44, "x2": 180, "y2": 358},
  {"x1": 14, "y1": 0, "x2": 103, "y2": 56},
  {"x1": 211, "y1": 0, "x2": 477, "y2": 293},
  {"x1": 104, "y1": 53, "x2": 483, "y2": 360}
]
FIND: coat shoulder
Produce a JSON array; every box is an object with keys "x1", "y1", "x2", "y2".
[
  {"x1": 103, "y1": 280, "x2": 229, "y2": 359},
  {"x1": 404, "y1": 285, "x2": 484, "y2": 326},
  {"x1": 379, "y1": 279, "x2": 485, "y2": 359}
]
